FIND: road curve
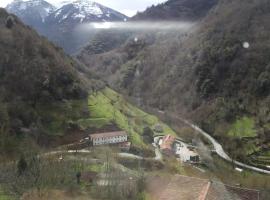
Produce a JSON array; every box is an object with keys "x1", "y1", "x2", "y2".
[{"x1": 177, "y1": 116, "x2": 270, "y2": 175}]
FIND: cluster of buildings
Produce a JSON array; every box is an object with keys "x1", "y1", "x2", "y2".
[
  {"x1": 81, "y1": 130, "x2": 199, "y2": 163},
  {"x1": 157, "y1": 134, "x2": 200, "y2": 163}
]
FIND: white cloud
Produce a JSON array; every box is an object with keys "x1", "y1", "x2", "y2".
[
  {"x1": 0, "y1": 0, "x2": 167, "y2": 17},
  {"x1": 120, "y1": 9, "x2": 138, "y2": 17}
]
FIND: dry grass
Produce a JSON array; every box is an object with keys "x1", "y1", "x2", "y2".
[{"x1": 21, "y1": 189, "x2": 95, "y2": 200}]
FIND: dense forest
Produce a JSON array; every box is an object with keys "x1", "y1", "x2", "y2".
[
  {"x1": 0, "y1": 8, "x2": 101, "y2": 157},
  {"x1": 133, "y1": 0, "x2": 218, "y2": 21}
]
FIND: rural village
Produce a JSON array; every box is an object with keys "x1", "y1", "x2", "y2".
[{"x1": 56, "y1": 123, "x2": 261, "y2": 200}]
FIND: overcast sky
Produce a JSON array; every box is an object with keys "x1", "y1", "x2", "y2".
[{"x1": 0, "y1": 0, "x2": 167, "y2": 17}]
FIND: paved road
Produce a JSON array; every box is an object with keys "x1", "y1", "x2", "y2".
[
  {"x1": 118, "y1": 153, "x2": 144, "y2": 159},
  {"x1": 116, "y1": 150, "x2": 162, "y2": 161},
  {"x1": 173, "y1": 115, "x2": 270, "y2": 174},
  {"x1": 44, "y1": 149, "x2": 162, "y2": 161}
]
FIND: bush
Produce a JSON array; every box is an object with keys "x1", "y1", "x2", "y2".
[
  {"x1": 17, "y1": 156, "x2": 27, "y2": 176},
  {"x1": 6, "y1": 16, "x2": 14, "y2": 29},
  {"x1": 142, "y1": 127, "x2": 154, "y2": 144}
]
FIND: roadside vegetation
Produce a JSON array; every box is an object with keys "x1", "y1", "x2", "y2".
[
  {"x1": 228, "y1": 117, "x2": 256, "y2": 138},
  {"x1": 0, "y1": 186, "x2": 11, "y2": 200}
]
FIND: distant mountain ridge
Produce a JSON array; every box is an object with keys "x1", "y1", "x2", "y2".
[
  {"x1": 133, "y1": 0, "x2": 219, "y2": 21},
  {"x1": 6, "y1": 0, "x2": 128, "y2": 54},
  {"x1": 6, "y1": 0, "x2": 55, "y2": 32},
  {"x1": 46, "y1": 0, "x2": 127, "y2": 24}
]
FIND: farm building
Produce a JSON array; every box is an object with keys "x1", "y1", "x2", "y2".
[
  {"x1": 155, "y1": 135, "x2": 200, "y2": 162},
  {"x1": 174, "y1": 143, "x2": 200, "y2": 163},
  {"x1": 90, "y1": 131, "x2": 128, "y2": 146}
]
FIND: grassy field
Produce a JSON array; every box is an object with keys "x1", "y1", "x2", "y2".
[
  {"x1": 86, "y1": 163, "x2": 105, "y2": 173},
  {"x1": 228, "y1": 117, "x2": 256, "y2": 138},
  {"x1": 0, "y1": 186, "x2": 11, "y2": 200},
  {"x1": 77, "y1": 88, "x2": 177, "y2": 147}
]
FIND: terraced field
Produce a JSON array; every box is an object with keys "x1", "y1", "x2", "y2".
[
  {"x1": 250, "y1": 150, "x2": 270, "y2": 169},
  {"x1": 77, "y1": 88, "x2": 177, "y2": 147}
]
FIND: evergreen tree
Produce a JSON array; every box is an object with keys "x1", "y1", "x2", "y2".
[{"x1": 17, "y1": 156, "x2": 27, "y2": 176}]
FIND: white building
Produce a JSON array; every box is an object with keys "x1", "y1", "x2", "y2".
[
  {"x1": 90, "y1": 131, "x2": 128, "y2": 146},
  {"x1": 174, "y1": 141, "x2": 200, "y2": 163}
]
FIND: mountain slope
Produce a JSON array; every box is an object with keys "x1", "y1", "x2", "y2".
[
  {"x1": 133, "y1": 0, "x2": 219, "y2": 21},
  {"x1": 0, "y1": 9, "x2": 175, "y2": 161},
  {"x1": 0, "y1": 8, "x2": 163, "y2": 158},
  {"x1": 6, "y1": 0, "x2": 56, "y2": 32},
  {"x1": 0, "y1": 8, "x2": 93, "y2": 154},
  {"x1": 46, "y1": 0, "x2": 126, "y2": 24},
  {"x1": 79, "y1": 0, "x2": 218, "y2": 57},
  {"x1": 0, "y1": 8, "x2": 87, "y2": 103},
  {"x1": 78, "y1": 0, "x2": 270, "y2": 165}
]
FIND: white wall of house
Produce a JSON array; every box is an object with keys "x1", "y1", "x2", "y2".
[
  {"x1": 92, "y1": 135, "x2": 128, "y2": 146},
  {"x1": 174, "y1": 142, "x2": 199, "y2": 162}
]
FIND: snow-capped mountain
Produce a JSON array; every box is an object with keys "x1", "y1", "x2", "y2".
[
  {"x1": 46, "y1": 0, "x2": 127, "y2": 24},
  {"x1": 6, "y1": 0, "x2": 56, "y2": 29},
  {"x1": 6, "y1": 0, "x2": 128, "y2": 54}
]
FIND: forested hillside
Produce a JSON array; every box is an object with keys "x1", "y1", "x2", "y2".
[
  {"x1": 133, "y1": 0, "x2": 218, "y2": 21},
  {"x1": 0, "y1": 8, "x2": 100, "y2": 156},
  {"x1": 78, "y1": 0, "x2": 270, "y2": 164}
]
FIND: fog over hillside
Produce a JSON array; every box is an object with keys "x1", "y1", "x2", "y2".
[{"x1": 77, "y1": 21, "x2": 194, "y2": 30}]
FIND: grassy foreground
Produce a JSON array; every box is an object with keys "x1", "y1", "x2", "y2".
[
  {"x1": 0, "y1": 186, "x2": 11, "y2": 200},
  {"x1": 78, "y1": 88, "x2": 176, "y2": 146}
]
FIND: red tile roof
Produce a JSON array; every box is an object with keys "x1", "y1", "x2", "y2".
[
  {"x1": 160, "y1": 135, "x2": 175, "y2": 151},
  {"x1": 90, "y1": 131, "x2": 127, "y2": 139},
  {"x1": 151, "y1": 175, "x2": 260, "y2": 200}
]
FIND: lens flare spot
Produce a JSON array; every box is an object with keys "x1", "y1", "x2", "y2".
[{"x1": 243, "y1": 42, "x2": 250, "y2": 49}]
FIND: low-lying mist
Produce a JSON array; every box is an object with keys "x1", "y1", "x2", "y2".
[{"x1": 76, "y1": 21, "x2": 195, "y2": 32}]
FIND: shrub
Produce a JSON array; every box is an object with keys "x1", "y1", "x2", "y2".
[{"x1": 6, "y1": 16, "x2": 14, "y2": 29}]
